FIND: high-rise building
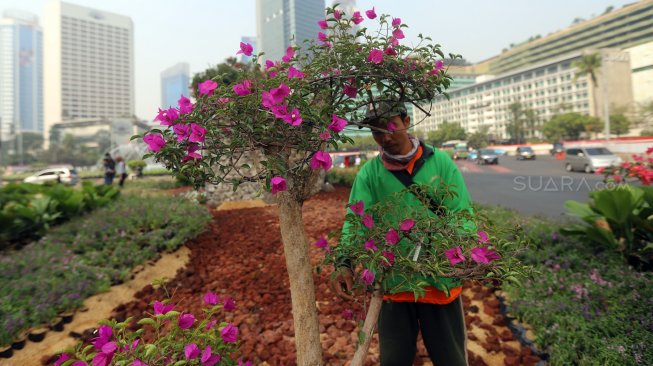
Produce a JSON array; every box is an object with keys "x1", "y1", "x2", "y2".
[
  {"x1": 161, "y1": 62, "x2": 190, "y2": 109},
  {"x1": 239, "y1": 37, "x2": 257, "y2": 64},
  {"x1": 0, "y1": 10, "x2": 43, "y2": 141},
  {"x1": 255, "y1": 0, "x2": 325, "y2": 63},
  {"x1": 43, "y1": 0, "x2": 134, "y2": 148}
]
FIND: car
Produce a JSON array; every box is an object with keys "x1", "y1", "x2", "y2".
[
  {"x1": 476, "y1": 148, "x2": 499, "y2": 165},
  {"x1": 467, "y1": 150, "x2": 479, "y2": 161},
  {"x1": 516, "y1": 146, "x2": 536, "y2": 160},
  {"x1": 550, "y1": 142, "x2": 564, "y2": 156},
  {"x1": 493, "y1": 148, "x2": 508, "y2": 156},
  {"x1": 563, "y1": 147, "x2": 622, "y2": 173},
  {"x1": 24, "y1": 167, "x2": 80, "y2": 185}
]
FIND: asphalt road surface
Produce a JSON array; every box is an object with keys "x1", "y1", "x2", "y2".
[{"x1": 456, "y1": 154, "x2": 607, "y2": 219}]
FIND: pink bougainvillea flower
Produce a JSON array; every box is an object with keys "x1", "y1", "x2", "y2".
[
  {"x1": 97, "y1": 324, "x2": 112, "y2": 342},
  {"x1": 183, "y1": 144, "x2": 202, "y2": 161},
  {"x1": 470, "y1": 247, "x2": 501, "y2": 264},
  {"x1": 189, "y1": 123, "x2": 206, "y2": 143},
  {"x1": 201, "y1": 346, "x2": 221, "y2": 366},
  {"x1": 233, "y1": 80, "x2": 252, "y2": 96},
  {"x1": 343, "y1": 84, "x2": 357, "y2": 98},
  {"x1": 203, "y1": 291, "x2": 219, "y2": 306},
  {"x1": 367, "y1": 49, "x2": 384, "y2": 64},
  {"x1": 271, "y1": 83, "x2": 291, "y2": 103},
  {"x1": 314, "y1": 235, "x2": 329, "y2": 250},
  {"x1": 164, "y1": 107, "x2": 179, "y2": 125},
  {"x1": 236, "y1": 42, "x2": 253, "y2": 56},
  {"x1": 92, "y1": 351, "x2": 113, "y2": 366},
  {"x1": 386, "y1": 122, "x2": 397, "y2": 133},
  {"x1": 360, "y1": 269, "x2": 374, "y2": 285},
  {"x1": 206, "y1": 320, "x2": 217, "y2": 330},
  {"x1": 143, "y1": 134, "x2": 165, "y2": 152},
  {"x1": 318, "y1": 19, "x2": 328, "y2": 29},
  {"x1": 270, "y1": 176, "x2": 287, "y2": 194},
  {"x1": 364, "y1": 238, "x2": 377, "y2": 252},
  {"x1": 271, "y1": 104, "x2": 288, "y2": 119},
  {"x1": 153, "y1": 300, "x2": 174, "y2": 315},
  {"x1": 178, "y1": 313, "x2": 196, "y2": 329},
  {"x1": 178, "y1": 95, "x2": 194, "y2": 114},
  {"x1": 220, "y1": 324, "x2": 239, "y2": 343},
  {"x1": 386, "y1": 229, "x2": 400, "y2": 245},
  {"x1": 445, "y1": 247, "x2": 466, "y2": 266},
  {"x1": 328, "y1": 114, "x2": 348, "y2": 133},
  {"x1": 261, "y1": 91, "x2": 275, "y2": 109},
  {"x1": 381, "y1": 250, "x2": 396, "y2": 267},
  {"x1": 392, "y1": 17, "x2": 402, "y2": 27},
  {"x1": 384, "y1": 46, "x2": 397, "y2": 56},
  {"x1": 130, "y1": 360, "x2": 148, "y2": 366},
  {"x1": 429, "y1": 60, "x2": 445, "y2": 75},
  {"x1": 287, "y1": 66, "x2": 305, "y2": 79},
  {"x1": 362, "y1": 214, "x2": 374, "y2": 229},
  {"x1": 198, "y1": 80, "x2": 218, "y2": 96},
  {"x1": 54, "y1": 353, "x2": 71, "y2": 366},
  {"x1": 218, "y1": 97, "x2": 232, "y2": 104},
  {"x1": 173, "y1": 124, "x2": 191, "y2": 142},
  {"x1": 223, "y1": 297, "x2": 236, "y2": 311},
  {"x1": 319, "y1": 130, "x2": 331, "y2": 141},
  {"x1": 310, "y1": 151, "x2": 333, "y2": 171},
  {"x1": 184, "y1": 343, "x2": 201, "y2": 360},
  {"x1": 342, "y1": 308, "x2": 354, "y2": 320},
  {"x1": 477, "y1": 231, "x2": 489, "y2": 243},
  {"x1": 392, "y1": 28, "x2": 405, "y2": 40},
  {"x1": 283, "y1": 107, "x2": 303, "y2": 126},
  {"x1": 318, "y1": 32, "x2": 328, "y2": 42},
  {"x1": 334, "y1": 9, "x2": 342, "y2": 20},
  {"x1": 595, "y1": 167, "x2": 605, "y2": 175},
  {"x1": 365, "y1": 7, "x2": 377, "y2": 19},
  {"x1": 400, "y1": 219, "x2": 415, "y2": 232},
  {"x1": 350, "y1": 200, "x2": 364, "y2": 216},
  {"x1": 352, "y1": 11, "x2": 364, "y2": 24},
  {"x1": 265, "y1": 59, "x2": 276, "y2": 70},
  {"x1": 282, "y1": 46, "x2": 295, "y2": 62}
]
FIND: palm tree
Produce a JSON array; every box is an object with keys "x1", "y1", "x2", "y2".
[{"x1": 573, "y1": 53, "x2": 602, "y2": 119}]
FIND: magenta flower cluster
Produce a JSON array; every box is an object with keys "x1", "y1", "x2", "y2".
[{"x1": 444, "y1": 231, "x2": 501, "y2": 266}]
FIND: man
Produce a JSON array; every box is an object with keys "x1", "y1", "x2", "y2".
[
  {"x1": 333, "y1": 101, "x2": 472, "y2": 366},
  {"x1": 103, "y1": 153, "x2": 116, "y2": 185}
]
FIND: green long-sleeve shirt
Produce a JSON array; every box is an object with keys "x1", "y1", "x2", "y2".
[{"x1": 341, "y1": 143, "x2": 474, "y2": 294}]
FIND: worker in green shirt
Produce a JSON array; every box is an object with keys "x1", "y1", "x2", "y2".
[{"x1": 333, "y1": 101, "x2": 471, "y2": 366}]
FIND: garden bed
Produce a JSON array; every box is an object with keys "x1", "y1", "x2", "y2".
[
  {"x1": 38, "y1": 186, "x2": 543, "y2": 365},
  {"x1": 0, "y1": 193, "x2": 211, "y2": 350}
]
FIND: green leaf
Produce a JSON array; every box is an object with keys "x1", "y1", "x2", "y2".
[
  {"x1": 137, "y1": 318, "x2": 156, "y2": 326},
  {"x1": 144, "y1": 344, "x2": 157, "y2": 358}
]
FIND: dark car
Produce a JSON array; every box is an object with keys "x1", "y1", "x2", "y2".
[
  {"x1": 476, "y1": 148, "x2": 499, "y2": 165},
  {"x1": 550, "y1": 142, "x2": 564, "y2": 156},
  {"x1": 516, "y1": 146, "x2": 536, "y2": 160}
]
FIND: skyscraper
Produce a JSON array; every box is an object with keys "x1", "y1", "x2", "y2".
[
  {"x1": 255, "y1": 0, "x2": 324, "y2": 63},
  {"x1": 0, "y1": 10, "x2": 43, "y2": 142},
  {"x1": 43, "y1": 0, "x2": 134, "y2": 148},
  {"x1": 161, "y1": 62, "x2": 190, "y2": 109}
]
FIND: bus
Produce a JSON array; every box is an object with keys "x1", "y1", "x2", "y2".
[{"x1": 441, "y1": 140, "x2": 468, "y2": 160}]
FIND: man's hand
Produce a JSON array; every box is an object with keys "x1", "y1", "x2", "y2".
[{"x1": 332, "y1": 267, "x2": 355, "y2": 301}]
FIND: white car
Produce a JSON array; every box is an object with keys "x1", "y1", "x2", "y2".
[{"x1": 24, "y1": 167, "x2": 80, "y2": 185}]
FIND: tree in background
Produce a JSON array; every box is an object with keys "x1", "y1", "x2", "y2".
[
  {"x1": 610, "y1": 114, "x2": 630, "y2": 137},
  {"x1": 583, "y1": 116, "x2": 602, "y2": 139},
  {"x1": 507, "y1": 102, "x2": 525, "y2": 144},
  {"x1": 426, "y1": 121, "x2": 467, "y2": 146},
  {"x1": 542, "y1": 113, "x2": 588, "y2": 142},
  {"x1": 523, "y1": 108, "x2": 539, "y2": 139},
  {"x1": 573, "y1": 53, "x2": 601, "y2": 119},
  {"x1": 190, "y1": 57, "x2": 254, "y2": 97},
  {"x1": 466, "y1": 126, "x2": 490, "y2": 149},
  {"x1": 634, "y1": 100, "x2": 653, "y2": 130}
]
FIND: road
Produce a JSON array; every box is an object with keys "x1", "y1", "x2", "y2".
[{"x1": 456, "y1": 154, "x2": 607, "y2": 218}]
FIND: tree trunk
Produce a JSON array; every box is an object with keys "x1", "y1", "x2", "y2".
[
  {"x1": 277, "y1": 194, "x2": 323, "y2": 366},
  {"x1": 350, "y1": 290, "x2": 384, "y2": 366}
]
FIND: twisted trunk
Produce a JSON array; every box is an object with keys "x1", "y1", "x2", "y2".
[
  {"x1": 277, "y1": 194, "x2": 323, "y2": 366},
  {"x1": 350, "y1": 290, "x2": 384, "y2": 366}
]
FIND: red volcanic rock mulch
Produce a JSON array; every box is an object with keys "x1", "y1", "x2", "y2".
[{"x1": 55, "y1": 186, "x2": 542, "y2": 365}]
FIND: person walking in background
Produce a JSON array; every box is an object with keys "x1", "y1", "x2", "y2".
[
  {"x1": 116, "y1": 156, "x2": 127, "y2": 187},
  {"x1": 103, "y1": 153, "x2": 116, "y2": 185}
]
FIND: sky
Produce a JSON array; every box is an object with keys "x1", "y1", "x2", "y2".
[{"x1": 0, "y1": 0, "x2": 637, "y2": 121}]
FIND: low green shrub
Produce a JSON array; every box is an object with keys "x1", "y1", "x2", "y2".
[
  {"x1": 326, "y1": 165, "x2": 363, "y2": 187},
  {"x1": 0, "y1": 194, "x2": 211, "y2": 346}
]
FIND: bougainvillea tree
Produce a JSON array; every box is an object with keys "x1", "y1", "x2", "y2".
[{"x1": 136, "y1": 5, "x2": 503, "y2": 365}]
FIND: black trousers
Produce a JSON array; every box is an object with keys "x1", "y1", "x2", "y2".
[{"x1": 378, "y1": 297, "x2": 467, "y2": 366}]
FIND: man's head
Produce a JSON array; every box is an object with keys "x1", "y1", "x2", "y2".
[{"x1": 365, "y1": 100, "x2": 412, "y2": 155}]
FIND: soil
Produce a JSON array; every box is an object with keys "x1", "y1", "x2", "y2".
[{"x1": 28, "y1": 186, "x2": 541, "y2": 366}]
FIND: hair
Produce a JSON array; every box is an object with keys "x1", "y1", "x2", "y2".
[
  {"x1": 115, "y1": 156, "x2": 123, "y2": 162},
  {"x1": 368, "y1": 111, "x2": 409, "y2": 128}
]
